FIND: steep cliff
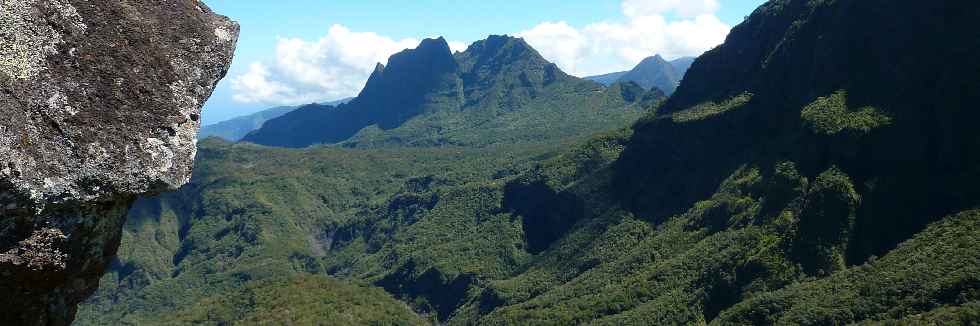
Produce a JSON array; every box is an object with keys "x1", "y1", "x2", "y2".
[{"x1": 0, "y1": 0, "x2": 237, "y2": 324}]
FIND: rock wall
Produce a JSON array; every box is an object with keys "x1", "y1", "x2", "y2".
[{"x1": 0, "y1": 0, "x2": 237, "y2": 324}]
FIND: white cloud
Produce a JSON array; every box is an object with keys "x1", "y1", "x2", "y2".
[
  {"x1": 229, "y1": 62, "x2": 296, "y2": 103},
  {"x1": 518, "y1": 22, "x2": 588, "y2": 75},
  {"x1": 519, "y1": 0, "x2": 731, "y2": 76},
  {"x1": 230, "y1": 1, "x2": 735, "y2": 105},
  {"x1": 230, "y1": 25, "x2": 424, "y2": 106},
  {"x1": 448, "y1": 41, "x2": 468, "y2": 53}
]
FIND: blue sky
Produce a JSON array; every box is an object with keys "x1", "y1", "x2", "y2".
[{"x1": 200, "y1": 0, "x2": 767, "y2": 125}]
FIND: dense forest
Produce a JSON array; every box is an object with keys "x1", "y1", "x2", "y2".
[{"x1": 78, "y1": 0, "x2": 980, "y2": 324}]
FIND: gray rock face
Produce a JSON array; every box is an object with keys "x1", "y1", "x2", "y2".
[{"x1": 0, "y1": 0, "x2": 238, "y2": 324}]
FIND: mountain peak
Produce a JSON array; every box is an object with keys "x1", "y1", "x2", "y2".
[
  {"x1": 461, "y1": 35, "x2": 542, "y2": 61},
  {"x1": 360, "y1": 37, "x2": 457, "y2": 100},
  {"x1": 386, "y1": 37, "x2": 455, "y2": 68},
  {"x1": 244, "y1": 34, "x2": 596, "y2": 148},
  {"x1": 416, "y1": 36, "x2": 452, "y2": 53},
  {"x1": 585, "y1": 54, "x2": 694, "y2": 93},
  {"x1": 637, "y1": 54, "x2": 671, "y2": 66},
  {"x1": 616, "y1": 54, "x2": 683, "y2": 94}
]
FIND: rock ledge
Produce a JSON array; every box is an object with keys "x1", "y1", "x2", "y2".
[{"x1": 0, "y1": 1, "x2": 238, "y2": 324}]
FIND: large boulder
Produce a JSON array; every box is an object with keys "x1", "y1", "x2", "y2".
[{"x1": 0, "y1": 0, "x2": 237, "y2": 324}]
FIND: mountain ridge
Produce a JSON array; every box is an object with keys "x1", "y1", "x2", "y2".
[
  {"x1": 243, "y1": 35, "x2": 652, "y2": 148},
  {"x1": 585, "y1": 54, "x2": 695, "y2": 94}
]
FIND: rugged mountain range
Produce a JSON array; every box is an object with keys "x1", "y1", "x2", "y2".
[
  {"x1": 243, "y1": 35, "x2": 656, "y2": 148},
  {"x1": 79, "y1": 0, "x2": 980, "y2": 324},
  {"x1": 586, "y1": 55, "x2": 695, "y2": 94}
]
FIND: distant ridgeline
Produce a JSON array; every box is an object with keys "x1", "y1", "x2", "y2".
[
  {"x1": 586, "y1": 54, "x2": 695, "y2": 95},
  {"x1": 79, "y1": 0, "x2": 980, "y2": 325},
  {"x1": 242, "y1": 35, "x2": 662, "y2": 148},
  {"x1": 199, "y1": 98, "x2": 350, "y2": 142},
  {"x1": 199, "y1": 106, "x2": 296, "y2": 141}
]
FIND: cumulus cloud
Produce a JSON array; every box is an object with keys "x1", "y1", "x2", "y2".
[
  {"x1": 517, "y1": 22, "x2": 588, "y2": 75},
  {"x1": 519, "y1": 0, "x2": 731, "y2": 76},
  {"x1": 230, "y1": 25, "x2": 422, "y2": 106},
  {"x1": 448, "y1": 41, "x2": 469, "y2": 53},
  {"x1": 230, "y1": 1, "x2": 735, "y2": 105}
]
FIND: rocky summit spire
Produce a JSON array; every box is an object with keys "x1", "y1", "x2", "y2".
[{"x1": 355, "y1": 37, "x2": 458, "y2": 129}]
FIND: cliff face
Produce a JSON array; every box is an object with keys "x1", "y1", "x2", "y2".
[
  {"x1": 0, "y1": 1, "x2": 237, "y2": 324},
  {"x1": 617, "y1": 0, "x2": 980, "y2": 266}
]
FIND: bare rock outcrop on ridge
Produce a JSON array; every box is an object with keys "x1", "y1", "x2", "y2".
[{"x1": 0, "y1": 0, "x2": 238, "y2": 324}]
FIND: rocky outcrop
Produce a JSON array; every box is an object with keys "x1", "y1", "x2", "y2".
[{"x1": 0, "y1": 1, "x2": 237, "y2": 324}]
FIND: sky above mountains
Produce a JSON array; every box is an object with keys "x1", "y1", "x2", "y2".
[{"x1": 200, "y1": 0, "x2": 766, "y2": 125}]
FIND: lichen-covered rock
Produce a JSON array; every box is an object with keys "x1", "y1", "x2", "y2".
[{"x1": 0, "y1": 0, "x2": 238, "y2": 324}]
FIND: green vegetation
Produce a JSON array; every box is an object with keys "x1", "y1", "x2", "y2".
[
  {"x1": 241, "y1": 275, "x2": 427, "y2": 325},
  {"x1": 801, "y1": 90, "x2": 892, "y2": 135},
  {"x1": 79, "y1": 0, "x2": 980, "y2": 324},
  {"x1": 671, "y1": 92, "x2": 753, "y2": 123},
  {"x1": 341, "y1": 81, "x2": 644, "y2": 148},
  {"x1": 718, "y1": 210, "x2": 980, "y2": 325},
  {"x1": 77, "y1": 138, "x2": 567, "y2": 325},
  {"x1": 78, "y1": 273, "x2": 424, "y2": 325}
]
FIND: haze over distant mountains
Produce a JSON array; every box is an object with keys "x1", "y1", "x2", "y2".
[
  {"x1": 586, "y1": 55, "x2": 694, "y2": 94},
  {"x1": 199, "y1": 98, "x2": 351, "y2": 141}
]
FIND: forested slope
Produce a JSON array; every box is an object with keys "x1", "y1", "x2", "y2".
[{"x1": 78, "y1": 0, "x2": 980, "y2": 324}]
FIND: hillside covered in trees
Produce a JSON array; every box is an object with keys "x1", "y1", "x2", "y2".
[{"x1": 79, "y1": 0, "x2": 980, "y2": 324}]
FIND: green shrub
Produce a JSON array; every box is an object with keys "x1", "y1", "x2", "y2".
[
  {"x1": 671, "y1": 92, "x2": 754, "y2": 123},
  {"x1": 801, "y1": 90, "x2": 892, "y2": 135}
]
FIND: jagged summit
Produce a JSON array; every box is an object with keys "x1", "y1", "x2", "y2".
[
  {"x1": 355, "y1": 37, "x2": 458, "y2": 129},
  {"x1": 454, "y1": 35, "x2": 575, "y2": 110},
  {"x1": 244, "y1": 37, "x2": 462, "y2": 147},
  {"x1": 456, "y1": 35, "x2": 554, "y2": 75},
  {"x1": 461, "y1": 35, "x2": 544, "y2": 59},
  {"x1": 361, "y1": 37, "x2": 457, "y2": 93},
  {"x1": 244, "y1": 34, "x2": 619, "y2": 148}
]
